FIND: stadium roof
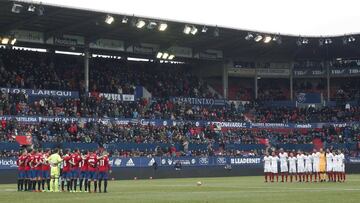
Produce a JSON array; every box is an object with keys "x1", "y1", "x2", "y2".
[
  {"x1": 39, "y1": 0, "x2": 360, "y2": 37},
  {"x1": 1, "y1": 0, "x2": 360, "y2": 61}
]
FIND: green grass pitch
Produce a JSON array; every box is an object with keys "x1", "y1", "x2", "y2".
[{"x1": 0, "y1": 175, "x2": 359, "y2": 203}]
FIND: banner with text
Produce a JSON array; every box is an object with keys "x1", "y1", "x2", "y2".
[
  {"x1": 89, "y1": 92, "x2": 135, "y2": 101},
  {"x1": 293, "y1": 68, "x2": 326, "y2": 77},
  {"x1": 0, "y1": 115, "x2": 358, "y2": 131},
  {"x1": 330, "y1": 67, "x2": 360, "y2": 76},
  {"x1": 1, "y1": 156, "x2": 357, "y2": 169},
  {"x1": 0, "y1": 87, "x2": 79, "y2": 99},
  {"x1": 89, "y1": 39, "x2": 125, "y2": 51},
  {"x1": 10, "y1": 30, "x2": 44, "y2": 44},
  {"x1": 171, "y1": 97, "x2": 227, "y2": 106}
]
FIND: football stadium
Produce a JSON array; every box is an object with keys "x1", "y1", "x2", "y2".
[{"x1": 0, "y1": 0, "x2": 360, "y2": 202}]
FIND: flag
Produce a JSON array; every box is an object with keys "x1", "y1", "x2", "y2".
[
  {"x1": 258, "y1": 138, "x2": 269, "y2": 145},
  {"x1": 15, "y1": 136, "x2": 32, "y2": 145}
]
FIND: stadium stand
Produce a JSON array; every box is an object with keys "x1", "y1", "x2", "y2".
[{"x1": 0, "y1": 1, "x2": 359, "y2": 165}]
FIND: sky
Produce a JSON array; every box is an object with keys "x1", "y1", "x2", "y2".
[{"x1": 33, "y1": 0, "x2": 360, "y2": 36}]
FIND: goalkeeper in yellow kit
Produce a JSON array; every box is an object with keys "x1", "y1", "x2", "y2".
[
  {"x1": 319, "y1": 148, "x2": 326, "y2": 182},
  {"x1": 47, "y1": 148, "x2": 62, "y2": 192}
]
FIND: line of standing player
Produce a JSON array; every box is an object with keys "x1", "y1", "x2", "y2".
[
  {"x1": 263, "y1": 148, "x2": 346, "y2": 183},
  {"x1": 17, "y1": 148, "x2": 111, "y2": 193}
]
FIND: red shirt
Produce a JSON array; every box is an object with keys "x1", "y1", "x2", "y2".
[
  {"x1": 70, "y1": 153, "x2": 82, "y2": 170},
  {"x1": 98, "y1": 155, "x2": 111, "y2": 172},
  {"x1": 80, "y1": 157, "x2": 88, "y2": 172},
  {"x1": 34, "y1": 153, "x2": 42, "y2": 170},
  {"x1": 24, "y1": 155, "x2": 31, "y2": 171},
  {"x1": 42, "y1": 153, "x2": 50, "y2": 171},
  {"x1": 1, "y1": 119, "x2": 6, "y2": 129},
  {"x1": 17, "y1": 155, "x2": 27, "y2": 170},
  {"x1": 87, "y1": 154, "x2": 98, "y2": 172},
  {"x1": 62, "y1": 154, "x2": 71, "y2": 172},
  {"x1": 29, "y1": 154, "x2": 36, "y2": 169}
]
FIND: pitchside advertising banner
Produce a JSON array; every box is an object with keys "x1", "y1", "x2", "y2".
[
  {"x1": 1, "y1": 156, "x2": 358, "y2": 169},
  {"x1": 0, "y1": 157, "x2": 263, "y2": 169},
  {"x1": 0, "y1": 115, "x2": 358, "y2": 130}
]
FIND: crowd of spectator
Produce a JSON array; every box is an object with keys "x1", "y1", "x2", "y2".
[
  {"x1": 3, "y1": 90, "x2": 360, "y2": 124},
  {"x1": 0, "y1": 48, "x2": 213, "y2": 98},
  {"x1": 1, "y1": 116, "x2": 359, "y2": 147},
  {"x1": 249, "y1": 105, "x2": 360, "y2": 123},
  {"x1": 2, "y1": 88, "x2": 360, "y2": 124}
]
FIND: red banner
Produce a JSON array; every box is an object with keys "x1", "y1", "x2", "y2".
[
  {"x1": 313, "y1": 138, "x2": 323, "y2": 150},
  {"x1": 258, "y1": 138, "x2": 269, "y2": 145},
  {"x1": 15, "y1": 136, "x2": 32, "y2": 146}
]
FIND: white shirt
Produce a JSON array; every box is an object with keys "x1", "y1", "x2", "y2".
[
  {"x1": 279, "y1": 152, "x2": 288, "y2": 165},
  {"x1": 271, "y1": 156, "x2": 279, "y2": 167},
  {"x1": 333, "y1": 154, "x2": 339, "y2": 167},
  {"x1": 326, "y1": 153, "x2": 334, "y2": 165},
  {"x1": 297, "y1": 154, "x2": 305, "y2": 166},
  {"x1": 288, "y1": 157, "x2": 297, "y2": 168},
  {"x1": 264, "y1": 156, "x2": 271, "y2": 168},
  {"x1": 312, "y1": 152, "x2": 320, "y2": 163},
  {"x1": 339, "y1": 153, "x2": 345, "y2": 166},
  {"x1": 304, "y1": 155, "x2": 312, "y2": 166}
]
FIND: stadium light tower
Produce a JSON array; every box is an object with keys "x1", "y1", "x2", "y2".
[{"x1": 105, "y1": 15, "x2": 114, "y2": 24}]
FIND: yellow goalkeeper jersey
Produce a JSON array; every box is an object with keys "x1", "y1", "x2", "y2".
[{"x1": 319, "y1": 152, "x2": 326, "y2": 172}]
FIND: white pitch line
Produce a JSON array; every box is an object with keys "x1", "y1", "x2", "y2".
[{"x1": 112, "y1": 184, "x2": 360, "y2": 191}]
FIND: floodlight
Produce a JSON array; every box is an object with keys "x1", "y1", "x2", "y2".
[
  {"x1": 183, "y1": 25, "x2": 191, "y2": 34},
  {"x1": 254, "y1": 34, "x2": 263, "y2": 42},
  {"x1": 105, "y1": 15, "x2": 114, "y2": 24},
  {"x1": 263, "y1": 36, "x2": 272, "y2": 43},
  {"x1": 136, "y1": 20, "x2": 146, "y2": 28},
  {"x1": 158, "y1": 23, "x2": 168, "y2": 31}
]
